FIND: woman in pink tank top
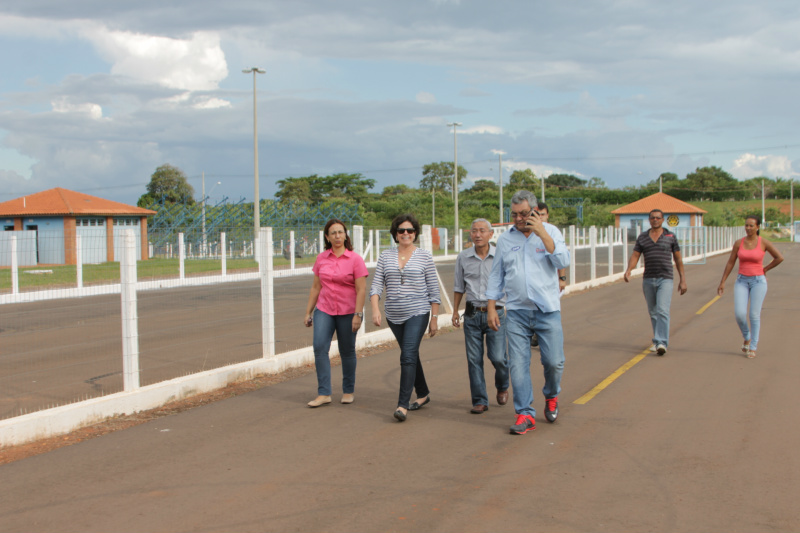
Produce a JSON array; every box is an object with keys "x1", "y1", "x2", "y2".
[{"x1": 717, "y1": 216, "x2": 784, "y2": 358}]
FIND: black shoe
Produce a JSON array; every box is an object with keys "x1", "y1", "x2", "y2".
[
  {"x1": 530, "y1": 334, "x2": 539, "y2": 347},
  {"x1": 393, "y1": 409, "x2": 407, "y2": 422},
  {"x1": 409, "y1": 396, "x2": 430, "y2": 411},
  {"x1": 545, "y1": 397, "x2": 559, "y2": 423}
]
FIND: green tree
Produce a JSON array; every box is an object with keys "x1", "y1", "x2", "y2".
[
  {"x1": 468, "y1": 179, "x2": 499, "y2": 193},
  {"x1": 546, "y1": 173, "x2": 586, "y2": 188},
  {"x1": 140, "y1": 164, "x2": 195, "y2": 205},
  {"x1": 274, "y1": 177, "x2": 312, "y2": 202},
  {"x1": 508, "y1": 169, "x2": 537, "y2": 188},
  {"x1": 275, "y1": 173, "x2": 375, "y2": 203},
  {"x1": 685, "y1": 166, "x2": 738, "y2": 190},
  {"x1": 586, "y1": 177, "x2": 607, "y2": 189},
  {"x1": 420, "y1": 162, "x2": 467, "y2": 193}
]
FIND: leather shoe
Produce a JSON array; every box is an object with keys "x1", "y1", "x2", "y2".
[
  {"x1": 470, "y1": 404, "x2": 489, "y2": 414},
  {"x1": 408, "y1": 396, "x2": 430, "y2": 411},
  {"x1": 497, "y1": 389, "x2": 509, "y2": 406},
  {"x1": 394, "y1": 409, "x2": 407, "y2": 422},
  {"x1": 341, "y1": 394, "x2": 354, "y2": 404},
  {"x1": 307, "y1": 396, "x2": 332, "y2": 408}
]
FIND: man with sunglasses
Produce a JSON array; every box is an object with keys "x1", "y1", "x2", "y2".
[
  {"x1": 486, "y1": 190, "x2": 570, "y2": 435},
  {"x1": 452, "y1": 218, "x2": 509, "y2": 414}
]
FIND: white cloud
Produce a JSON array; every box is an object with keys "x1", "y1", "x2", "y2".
[
  {"x1": 82, "y1": 28, "x2": 229, "y2": 92},
  {"x1": 51, "y1": 98, "x2": 103, "y2": 119},
  {"x1": 730, "y1": 153, "x2": 799, "y2": 179},
  {"x1": 461, "y1": 125, "x2": 503, "y2": 135},
  {"x1": 416, "y1": 91, "x2": 436, "y2": 104}
]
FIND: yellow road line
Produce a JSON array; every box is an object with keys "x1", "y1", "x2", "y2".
[
  {"x1": 573, "y1": 349, "x2": 650, "y2": 405},
  {"x1": 575, "y1": 297, "x2": 724, "y2": 405},
  {"x1": 696, "y1": 295, "x2": 720, "y2": 315}
]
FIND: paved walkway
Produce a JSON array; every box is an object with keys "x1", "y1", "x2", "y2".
[{"x1": 1, "y1": 245, "x2": 798, "y2": 533}]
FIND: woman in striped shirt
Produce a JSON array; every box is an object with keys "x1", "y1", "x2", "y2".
[{"x1": 370, "y1": 214, "x2": 441, "y2": 422}]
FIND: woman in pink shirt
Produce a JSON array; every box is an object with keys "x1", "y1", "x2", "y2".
[
  {"x1": 717, "y1": 216, "x2": 783, "y2": 358},
  {"x1": 304, "y1": 219, "x2": 369, "y2": 406}
]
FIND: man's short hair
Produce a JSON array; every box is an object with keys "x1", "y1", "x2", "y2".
[
  {"x1": 649, "y1": 209, "x2": 664, "y2": 218},
  {"x1": 511, "y1": 190, "x2": 538, "y2": 207},
  {"x1": 537, "y1": 201, "x2": 549, "y2": 213},
  {"x1": 471, "y1": 218, "x2": 492, "y2": 230}
]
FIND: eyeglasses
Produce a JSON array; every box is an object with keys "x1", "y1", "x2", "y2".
[
  {"x1": 510, "y1": 210, "x2": 532, "y2": 219},
  {"x1": 471, "y1": 228, "x2": 490, "y2": 234},
  {"x1": 396, "y1": 228, "x2": 416, "y2": 234},
  {"x1": 328, "y1": 230, "x2": 346, "y2": 235}
]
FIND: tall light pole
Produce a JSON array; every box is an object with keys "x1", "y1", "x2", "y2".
[
  {"x1": 243, "y1": 67, "x2": 265, "y2": 248},
  {"x1": 447, "y1": 122, "x2": 462, "y2": 251},
  {"x1": 493, "y1": 150, "x2": 506, "y2": 223}
]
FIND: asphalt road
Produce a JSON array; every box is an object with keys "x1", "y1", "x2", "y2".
[
  {"x1": 0, "y1": 244, "x2": 797, "y2": 532},
  {"x1": 0, "y1": 246, "x2": 630, "y2": 418}
]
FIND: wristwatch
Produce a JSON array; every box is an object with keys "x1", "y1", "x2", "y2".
[
  {"x1": 559, "y1": 276, "x2": 567, "y2": 281},
  {"x1": 355, "y1": 312, "x2": 364, "y2": 318}
]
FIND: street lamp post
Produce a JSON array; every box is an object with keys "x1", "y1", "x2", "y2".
[
  {"x1": 447, "y1": 122, "x2": 462, "y2": 251},
  {"x1": 243, "y1": 67, "x2": 265, "y2": 255},
  {"x1": 494, "y1": 150, "x2": 506, "y2": 224}
]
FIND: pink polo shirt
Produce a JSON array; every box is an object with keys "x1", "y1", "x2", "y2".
[{"x1": 312, "y1": 248, "x2": 369, "y2": 316}]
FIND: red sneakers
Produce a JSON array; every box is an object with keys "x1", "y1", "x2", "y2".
[
  {"x1": 510, "y1": 414, "x2": 536, "y2": 435},
  {"x1": 545, "y1": 397, "x2": 559, "y2": 423}
]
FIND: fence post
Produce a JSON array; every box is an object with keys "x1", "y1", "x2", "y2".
[
  {"x1": 607, "y1": 225, "x2": 614, "y2": 277},
  {"x1": 353, "y1": 225, "x2": 364, "y2": 256},
  {"x1": 76, "y1": 234, "x2": 83, "y2": 290},
  {"x1": 569, "y1": 225, "x2": 576, "y2": 286},
  {"x1": 369, "y1": 230, "x2": 375, "y2": 263},
  {"x1": 221, "y1": 232, "x2": 227, "y2": 277},
  {"x1": 10, "y1": 235, "x2": 18, "y2": 295},
  {"x1": 120, "y1": 229, "x2": 140, "y2": 391},
  {"x1": 289, "y1": 230, "x2": 296, "y2": 270},
  {"x1": 589, "y1": 226, "x2": 597, "y2": 281},
  {"x1": 178, "y1": 232, "x2": 185, "y2": 280},
  {"x1": 259, "y1": 227, "x2": 275, "y2": 358}
]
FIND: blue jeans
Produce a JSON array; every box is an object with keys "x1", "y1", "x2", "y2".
[
  {"x1": 463, "y1": 308, "x2": 509, "y2": 406},
  {"x1": 506, "y1": 309, "x2": 565, "y2": 417},
  {"x1": 387, "y1": 313, "x2": 431, "y2": 409},
  {"x1": 734, "y1": 274, "x2": 768, "y2": 351},
  {"x1": 313, "y1": 308, "x2": 357, "y2": 396},
  {"x1": 642, "y1": 278, "x2": 673, "y2": 347}
]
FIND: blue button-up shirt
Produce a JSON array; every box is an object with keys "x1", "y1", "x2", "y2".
[{"x1": 486, "y1": 224, "x2": 570, "y2": 313}]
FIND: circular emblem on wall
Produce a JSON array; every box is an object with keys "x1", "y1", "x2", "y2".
[{"x1": 667, "y1": 214, "x2": 679, "y2": 227}]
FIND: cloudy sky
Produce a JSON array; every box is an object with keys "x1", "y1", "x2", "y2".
[{"x1": 2, "y1": 0, "x2": 800, "y2": 205}]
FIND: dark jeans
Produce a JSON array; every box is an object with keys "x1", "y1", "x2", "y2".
[
  {"x1": 313, "y1": 308, "x2": 357, "y2": 396},
  {"x1": 463, "y1": 308, "x2": 509, "y2": 406},
  {"x1": 387, "y1": 313, "x2": 431, "y2": 409}
]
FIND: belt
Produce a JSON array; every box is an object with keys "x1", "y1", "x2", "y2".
[{"x1": 472, "y1": 305, "x2": 502, "y2": 312}]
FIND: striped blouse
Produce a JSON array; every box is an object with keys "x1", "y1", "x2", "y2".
[{"x1": 370, "y1": 247, "x2": 441, "y2": 324}]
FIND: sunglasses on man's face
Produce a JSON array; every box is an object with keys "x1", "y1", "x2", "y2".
[{"x1": 396, "y1": 228, "x2": 416, "y2": 234}]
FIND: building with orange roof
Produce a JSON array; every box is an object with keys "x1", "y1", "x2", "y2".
[
  {"x1": 611, "y1": 192, "x2": 707, "y2": 235},
  {"x1": 0, "y1": 188, "x2": 155, "y2": 266}
]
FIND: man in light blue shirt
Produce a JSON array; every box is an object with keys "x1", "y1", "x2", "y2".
[{"x1": 487, "y1": 190, "x2": 570, "y2": 435}]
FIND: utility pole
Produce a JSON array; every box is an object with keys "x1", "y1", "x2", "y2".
[
  {"x1": 243, "y1": 67, "x2": 265, "y2": 252},
  {"x1": 447, "y1": 122, "x2": 462, "y2": 251},
  {"x1": 497, "y1": 151, "x2": 505, "y2": 223}
]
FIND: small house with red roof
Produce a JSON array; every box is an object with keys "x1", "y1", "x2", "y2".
[
  {"x1": 0, "y1": 188, "x2": 155, "y2": 266},
  {"x1": 611, "y1": 192, "x2": 706, "y2": 235}
]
